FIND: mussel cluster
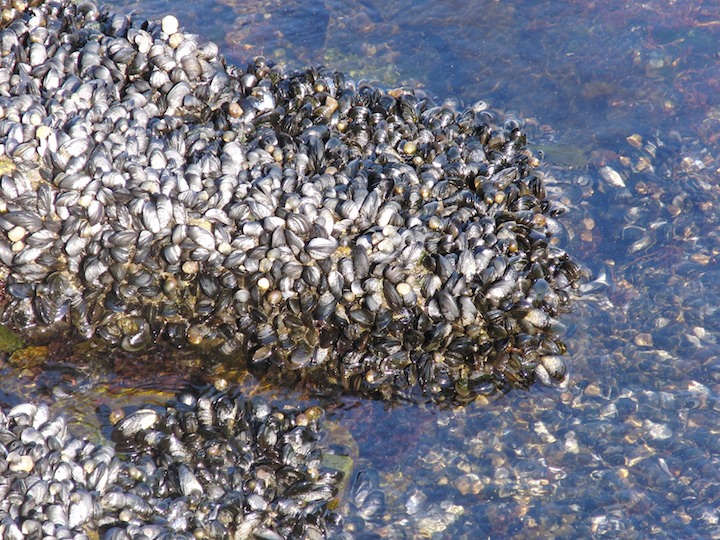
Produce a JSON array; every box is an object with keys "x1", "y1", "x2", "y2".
[
  {"x1": 106, "y1": 387, "x2": 340, "y2": 539},
  {"x1": 0, "y1": 0, "x2": 580, "y2": 402},
  {"x1": 0, "y1": 401, "x2": 111, "y2": 539},
  {"x1": 0, "y1": 387, "x2": 342, "y2": 539}
]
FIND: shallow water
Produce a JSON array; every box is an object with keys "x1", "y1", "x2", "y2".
[{"x1": 5, "y1": 0, "x2": 720, "y2": 537}]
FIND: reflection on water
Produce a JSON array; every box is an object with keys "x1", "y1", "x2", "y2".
[{"x1": 4, "y1": 0, "x2": 720, "y2": 536}]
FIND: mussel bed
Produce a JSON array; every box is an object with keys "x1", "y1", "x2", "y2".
[
  {"x1": 0, "y1": 387, "x2": 345, "y2": 539},
  {"x1": 0, "y1": 0, "x2": 579, "y2": 402}
]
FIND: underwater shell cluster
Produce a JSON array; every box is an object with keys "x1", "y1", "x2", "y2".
[{"x1": 0, "y1": 386, "x2": 343, "y2": 539}]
